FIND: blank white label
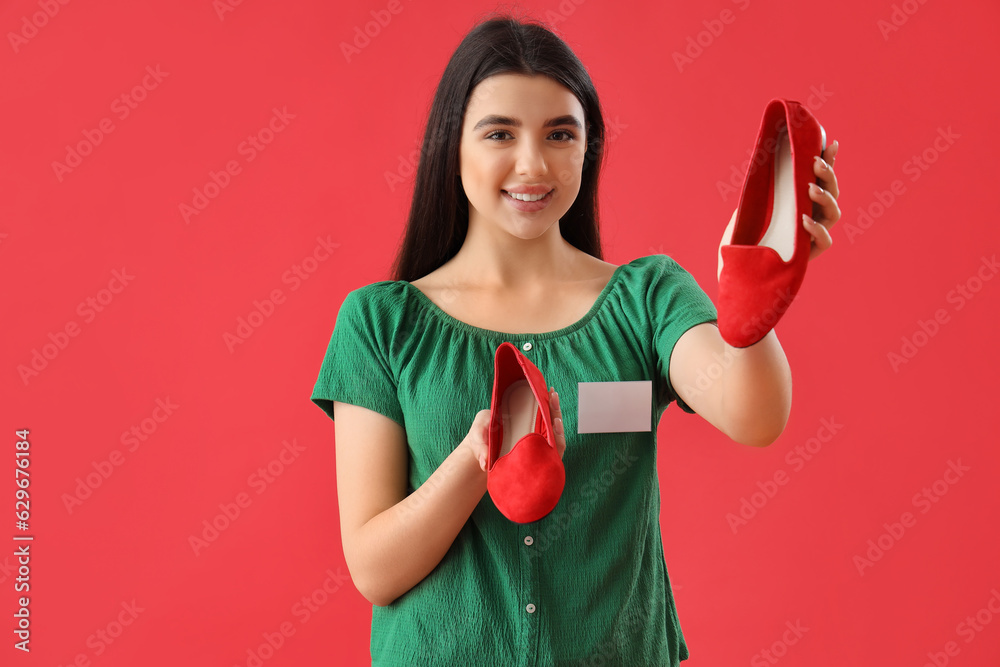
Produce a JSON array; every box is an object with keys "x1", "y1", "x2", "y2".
[{"x1": 577, "y1": 381, "x2": 652, "y2": 433}]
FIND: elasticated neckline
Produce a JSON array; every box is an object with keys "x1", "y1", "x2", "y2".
[{"x1": 397, "y1": 261, "x2": 629, "y2": 340}]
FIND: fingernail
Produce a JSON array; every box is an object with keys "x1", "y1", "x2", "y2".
[{"x1": 814, "y1": 155, "x2": 827, "y2": 170}]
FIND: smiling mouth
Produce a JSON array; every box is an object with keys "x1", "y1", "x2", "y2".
[{"x1": 502, "y1": 190, "x2": 553, "y2": 202}]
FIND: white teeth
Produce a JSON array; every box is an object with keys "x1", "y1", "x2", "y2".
[{"x1": 506, "y1": 190, "x2": 549, "y2": 202}]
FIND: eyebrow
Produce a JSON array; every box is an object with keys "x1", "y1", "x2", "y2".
[{"x1": 472, "y1": 114, "x2": 583, "y2": 132}]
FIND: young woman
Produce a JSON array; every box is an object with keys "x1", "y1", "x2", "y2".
[{"x1": 311, "y1": 14, "x2": 841, "y2": 666}]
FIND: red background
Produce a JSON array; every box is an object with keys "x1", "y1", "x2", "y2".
[{"x1": 2, "y1": 0, "x2": 998, "y2": 665}]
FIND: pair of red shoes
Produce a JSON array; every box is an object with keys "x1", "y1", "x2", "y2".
[
  {"x1": 483, "y1": 99, "x2": 827, "y2": 522},
  {"x1": 486, "y1": 342, "x2": 564, "y2": 524},
  {"x1": 718, "y1": 98, "x2": 827, "y2": 348}
]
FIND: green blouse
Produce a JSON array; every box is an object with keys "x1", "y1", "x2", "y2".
[{"x1": 311, "y1": 254, "x2": 718, "y2": 666}]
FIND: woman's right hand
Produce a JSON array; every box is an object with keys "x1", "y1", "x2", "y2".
[
  {"x1": 463, "y1": 409, "x2": 492, "y2": 473},
  {"x1": 547, "y1": 388, "x2": 567, "y2": 461},
  {"x1": 464, "y1": 388, "x2": 567, "y2": 473}
]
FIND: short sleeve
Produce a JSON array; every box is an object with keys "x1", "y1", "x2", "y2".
[
  {"x1": 648, "y1": 255, "x2": 719, "y2": 414},
  {"x1": 310, "y1": 287, "x2": 405, "y2": 427}
]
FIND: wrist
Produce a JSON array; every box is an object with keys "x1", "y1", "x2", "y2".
[{"x1": 456, "y1": 439, "x2": 487, "y2": 479}]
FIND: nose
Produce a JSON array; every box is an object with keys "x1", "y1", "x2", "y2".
[{"x1": 515, "y1": 137, "x2": 548, "y2": 178}]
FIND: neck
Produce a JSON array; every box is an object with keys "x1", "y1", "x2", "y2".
[{"x1": 447, "y1": 215, "x2": 581, "y2": 290}]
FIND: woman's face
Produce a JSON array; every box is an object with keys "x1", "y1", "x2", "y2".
[{"x1": 458, "y1": 73, "x2": 587, "y2": 240}]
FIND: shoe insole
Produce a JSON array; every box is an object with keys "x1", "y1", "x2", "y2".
[
  {"x1": 757, "y1": 128, "x2": 796, "y2": 262},
  {"x1": 500, "y1": 379, "x2": 538, "y2": 458}
]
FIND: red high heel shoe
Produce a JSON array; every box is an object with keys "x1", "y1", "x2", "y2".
[
  {"x1": 718, "y1": 98, "x2": 826, "y2": 348},
  {"x1": 487, "y1": 342, "x2": 565, "y2": 524}
]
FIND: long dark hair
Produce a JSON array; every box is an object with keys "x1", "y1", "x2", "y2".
[{"x1": 389, "y1": 13, "x2": 608, "y2": 282}]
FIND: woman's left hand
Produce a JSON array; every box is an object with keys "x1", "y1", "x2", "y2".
[{"x1": 803, "y1": 139, "x2": 841, "y2": 261}]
